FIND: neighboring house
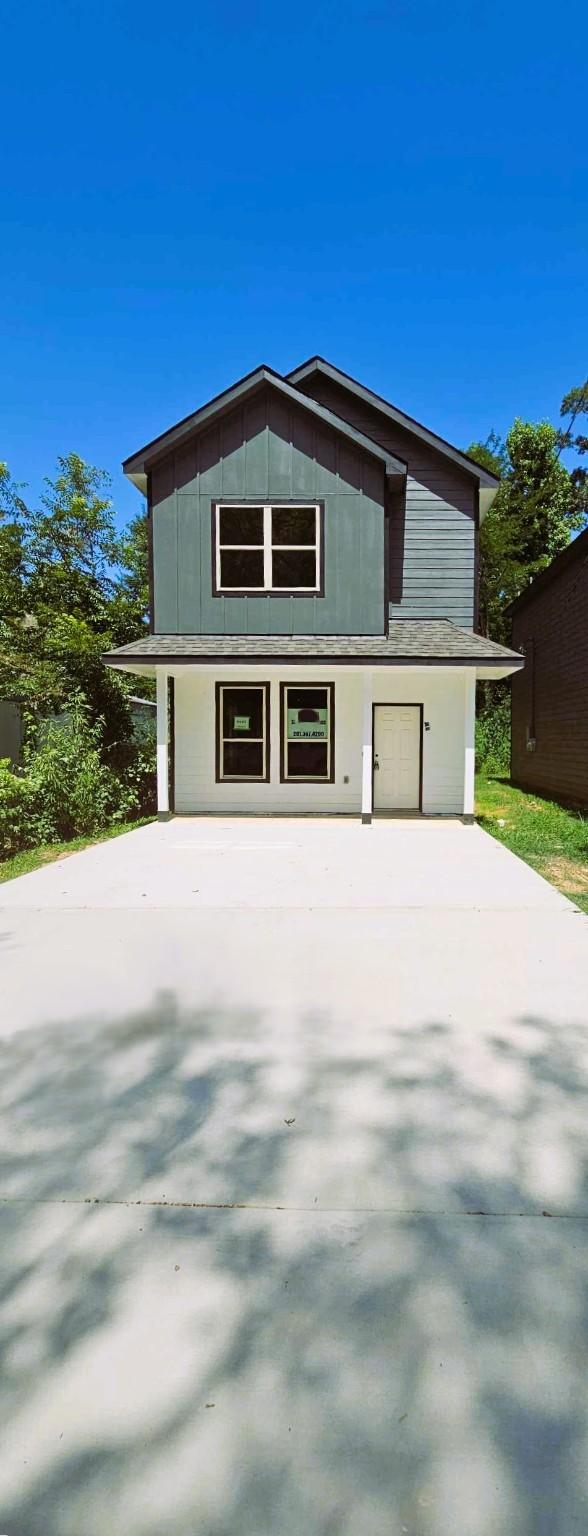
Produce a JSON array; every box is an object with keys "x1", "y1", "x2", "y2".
[
  {"x1": 0, "y1": 701, "x2": 24, "y2": 767},
  {"x1": 128, "y1": 695, "x2": 156, "y2": 739},
  {"x1": 104, "y1": 357, "x2": 522, "y2": 822},
  {"x1": 508, "y1": 526, "x2": 588, "y2": 808}
]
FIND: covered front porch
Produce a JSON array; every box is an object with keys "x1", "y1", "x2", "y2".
[
  {"x1": 151, "y1": 664, "x2": 476, "y2": 823},
  {"x1": 104, "y1": 624, "x2": 523, "y2": 824}
]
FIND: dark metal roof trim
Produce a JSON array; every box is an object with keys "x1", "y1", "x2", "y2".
[
  {"x1": 105, "y1": 653, "x2": 523, "y2": 669},
  {"x1": 286, "y1": 356, "x2": 500, "y2": 488},
  {"x1": 122, "y1": 365, "x2": 406, "y2": 480}
]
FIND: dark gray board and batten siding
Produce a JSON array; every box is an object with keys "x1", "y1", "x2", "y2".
[
  {"x1": 295, "y1": 376, "x2": 477, "y2": 630},
  {"x1": 150, "y1": 388, "x2": 386, "y2": 635}
]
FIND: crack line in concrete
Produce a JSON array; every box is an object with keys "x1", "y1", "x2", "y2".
[{"x1": 0, "y1": 1197, "x2": 585, "y2": 1218}]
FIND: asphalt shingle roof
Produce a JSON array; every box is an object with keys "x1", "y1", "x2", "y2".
[{"x1": 104, "y1": 621, "x2": 522, "y2": 668}]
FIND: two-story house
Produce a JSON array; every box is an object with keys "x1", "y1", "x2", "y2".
[{"x1": 104, "y1": 358, "x2": 523, "y2": 822}]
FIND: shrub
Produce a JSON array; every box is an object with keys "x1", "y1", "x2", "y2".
[
  {"x1": 119, "y1": 734, "x2": 157, "y2": 819},
  {"x1": 476, "y1": 693, "x2": 511, "y2": 776},
  {"x1": 0, "y1": 759, "x2": 41, "y2": 857},
  {"x1": 24, "y1": 695, "x2": 130, "y2": 841},
  {"x1": 0, "y1": 691, "x2": 157, "y2": 860}
]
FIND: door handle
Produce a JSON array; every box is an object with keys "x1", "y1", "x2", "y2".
[{"x1": 374, "y1": 756, "x2": 380, "y2": 771}]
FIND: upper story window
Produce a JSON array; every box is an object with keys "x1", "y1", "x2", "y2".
[{"x1": 213, "y1": 503, "x2": 322, "y2": 594}]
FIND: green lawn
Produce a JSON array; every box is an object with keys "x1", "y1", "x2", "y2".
[
  {"x1": 0, "y1": 818, "x2": 154, "y2": 884},
  {"x1": 476, "y1": 775, "x2": 588, "y2": 914}
]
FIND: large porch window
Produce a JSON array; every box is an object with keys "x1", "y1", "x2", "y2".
[
  {"x1": 280, "y1": 683, "x2": 335, "y2": 782},
  {"x1": 216, "y1": 682, "x2": 270, "y2": 781}
]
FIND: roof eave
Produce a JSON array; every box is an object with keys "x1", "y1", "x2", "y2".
[
  {"x1": 122, "y1": 365, "x2": 406, "y2": 485},
  {"x1": 103, "y1": 648, "x2": 524, "y2": 673},
  {"x1": 287, "y1": 356, "x2": 500, "y2": 492}
]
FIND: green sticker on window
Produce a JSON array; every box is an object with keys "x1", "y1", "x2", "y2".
[
  {"x1": 234, "y1": 714, "x2": 250, "y2": 731},
  {"x1": 287, "y1": 707, "x2": 328, "y2": 740}
]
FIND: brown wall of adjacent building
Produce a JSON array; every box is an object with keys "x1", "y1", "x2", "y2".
[{"x1": 511, "y1": 543, "x2": 588, "y2": 806}]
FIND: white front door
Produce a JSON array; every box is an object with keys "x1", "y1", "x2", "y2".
[{"x1": 373, "y1": 705, "x2": 421, "y2": 810}]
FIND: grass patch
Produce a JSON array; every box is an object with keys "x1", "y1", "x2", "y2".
[
  {"x1": 476, "y1": 775, "x2": 588, "y2": 913},
  {"x1": 0, "y1": 818, "x2": 154, "y2": 885}
]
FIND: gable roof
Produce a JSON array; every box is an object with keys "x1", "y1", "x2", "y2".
[
  {"x1": 286, "y1": 355, "x2": 500, "y2": 515},
  {"x1": 506, "y1": 526, "x2": 588, "y2": 617},
  {"x1": 123, "y1": 365, "x2": 407, "y2": 491}
]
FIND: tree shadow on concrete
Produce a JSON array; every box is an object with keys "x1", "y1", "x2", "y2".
[{"x1": 1, "y1": 995, "x2": 588, "y2": 1535}]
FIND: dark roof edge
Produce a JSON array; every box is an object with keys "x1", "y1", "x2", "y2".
[
  {"x1": 286, "y1": 356, "x2": 500, "y2": 488},
  {"x1": 122, "y1": 362, "x2": 275, "y2": 470},
  {"x1": 103, "y1": 651, "x2": 523, "y2": 670},
  {"x1": 122, "y1": 365, "x2": 406, "y2": 479},
  {"x1": 506, "y1": 526, "x2": 588, "y2": 616}
]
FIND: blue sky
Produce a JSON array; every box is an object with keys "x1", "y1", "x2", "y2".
[{"x1": 2, "y1": 0, "x2": 586, "y2": 528}]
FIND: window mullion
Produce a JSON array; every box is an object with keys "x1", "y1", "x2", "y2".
[{"x1": 263, "y1": 505, "x2": 272, "y2": 589}]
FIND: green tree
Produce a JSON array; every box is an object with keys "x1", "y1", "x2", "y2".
[
  {"x1": 0, "y1": 462, "x2": 27, "y2": 619},
  {"x1": 26, "y1": 453, "x2": 119, "y2": 620},
  {"x1": 0, "y1": 454, "x2": 148, "y2": 747},
  {"x1": 468, "y1": 419, "x2": 582, "y2": 644},
  {"x1": 0, "y1": 464, "x2": 39, "y2": 703},
  {"x1": 557, "y1": 378, "x2": 588, "y2": 522},
  {"x1": 0, "y1": 453, "x2": 154, "y2": 843},
  {"x1": 110, "y1": 506, "x2": 150, "y2": 643}
]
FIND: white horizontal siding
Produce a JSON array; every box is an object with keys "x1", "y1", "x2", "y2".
[
  {"x1": 371, "y1": 670, "x2": 465, "y2": 813},
  {"x1": 174, "y1": 670, "x2": 361, "y2": 815},
  {"x1": 173, "y1": 667, "x2": 467, "y2": 816}
]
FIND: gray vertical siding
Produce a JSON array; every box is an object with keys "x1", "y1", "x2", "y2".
[
  {"x1": 295, "y1": 376, "x2": 477, "y2": 629},
  {"x1": 151, "y1": 388, "x2": 385, "y2": 635}
]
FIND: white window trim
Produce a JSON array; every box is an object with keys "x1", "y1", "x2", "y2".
[
  {"x1": 282, "y1": 683, "x2": 334, "y2": 783},
  {"x1": 214, "y1": 503, "x2": 321, "y2": 593},
  {"x1": 218, "y1": 682, "x2": 269, "y2": 781}
]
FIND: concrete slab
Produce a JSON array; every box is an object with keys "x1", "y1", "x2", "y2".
[
  {"x1": 1, "y1": 819, "x2": 588, "y2": 1533},
  {"x1": 0, "y1": 814, "x2": 575, "y2": 910}
]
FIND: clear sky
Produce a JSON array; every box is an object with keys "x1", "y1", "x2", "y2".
[{"x1": 2, "y1": 0, "x2": 586, "y2": 529}]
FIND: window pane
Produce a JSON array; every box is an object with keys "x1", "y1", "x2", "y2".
[
  {"x1": 287, "y1": 742, "x2": 329, "y2": 778},
  {"x1": 287, "y1": 687, "x2": 329, "y2": 714},
  {"x1": 222, "y1": 687, "x2": 265, "y2": 740},
  {"x1": 220, "y1": 549, "x2": 264, "y2": 588},
  {"x1": 286, "y1": 691, "x2": 329, "y2": 743},
  {"x1": 272, "y1": 506, "x2": 316, "y2": 546},
  {"x1": 218, "y1": 506, "x2": 263, "y2": 545},
  {"x1": 222, "y1": 741, "x2": 264, "y2": 778},
  {"x1": 272, "y1": 549, "x2": 317, "y2": 589}
]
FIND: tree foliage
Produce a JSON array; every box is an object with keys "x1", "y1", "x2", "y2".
[
  {"x1": 469, "y1": 381, "x2": 588, "y2": 766},
  {"x1": 0, "y1": 453, "x2": 149, "y2": 739},
  {"x1": 0, "y1": 463, "x2": 27, "y2": 620},
  {"x1": 0, "y1": 453, "x2": 152, "y2": 849},
  {"x1": 468, "y1": 414, "x2": 585, "y2": 645},
  {"x1": 557, "y1": 378, "x2": 588, "y2": 522}
]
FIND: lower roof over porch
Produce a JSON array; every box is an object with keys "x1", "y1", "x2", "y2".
[{"x1": 104, "y1": 620, "x2": 523, "y2": 682}]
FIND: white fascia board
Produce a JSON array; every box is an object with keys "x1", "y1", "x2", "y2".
[
  {"x1": 479, "y1": 486, "x2": 499, "y2": 522},
  {"x1": 475, "y1": 663, "x2": 522, "y2": 680}
]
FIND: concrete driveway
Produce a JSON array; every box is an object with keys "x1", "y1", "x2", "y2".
[{"x1": 1, "y1": 818, "x2": 588, "y2": 1535}]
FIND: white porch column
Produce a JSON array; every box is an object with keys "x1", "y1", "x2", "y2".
[
  {"x1": 156, "y1": 668, "x2": 170, "y2": 819},
  {"x1": 361, "y1": 670, "x2": 373, "y2": 824},
  {"x1": 463, "y1": 670, "x2": 476, "y2": 819}
]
